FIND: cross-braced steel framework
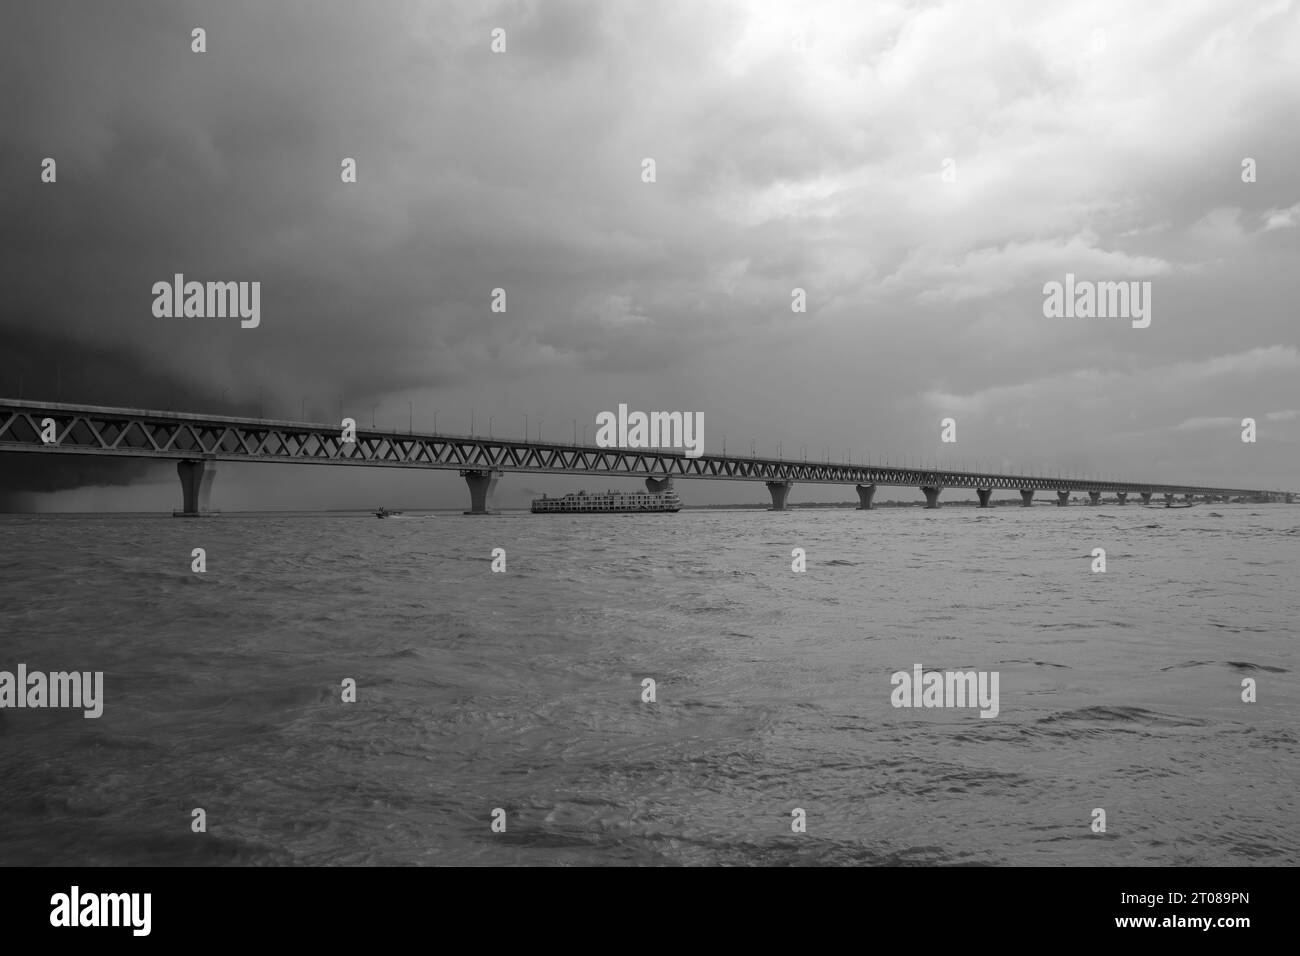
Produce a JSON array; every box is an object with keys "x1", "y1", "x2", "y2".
[{"x1": 0, "y1": 399, "x2": 1289, "y2": 500}]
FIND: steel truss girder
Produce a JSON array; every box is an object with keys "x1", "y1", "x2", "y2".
[{"x1": 0, "y1": 399, "x2": 1285, "y2": 500}]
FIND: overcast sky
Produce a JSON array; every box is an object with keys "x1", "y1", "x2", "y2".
[{"x1": 3, "y1": 0, "x2": 1298, "y2": 510}]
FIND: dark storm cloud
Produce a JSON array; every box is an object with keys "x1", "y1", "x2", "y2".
[{"x1": 1, "y1": 0, "x2": 836, "y2": 399}]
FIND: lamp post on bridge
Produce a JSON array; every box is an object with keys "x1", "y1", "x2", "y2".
[
  {"x1": 489, "y1": 416, "x2": 495, "y2": 439},
  {"x1": 572, "y1": 419, "x2": 577, "y2": 445},
  {"x1": 371, "y1": 403, "x2": 379, "y2": 428},
  {"x1": 408, "y1": 401, "x2": 413, "y2": 434},
  {"x1": 433, "y1": 410, "x2": 439, "y2": 433},
  {"x1": 524, "y1": 414, "x2": 528, "y2": 440},
  {"x1": 537, "y1": 420, "x2": 543, "y2": 442}
]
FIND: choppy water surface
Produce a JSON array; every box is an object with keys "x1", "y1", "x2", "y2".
[{"x1": 0, "y1": 504, "x2": 1296, "y2": 866}]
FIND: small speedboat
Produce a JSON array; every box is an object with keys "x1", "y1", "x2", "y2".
[{"x1": 374, "y1": 507, "x2": 403, "y2": 518}]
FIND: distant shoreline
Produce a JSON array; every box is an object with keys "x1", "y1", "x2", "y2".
[{"x1": 684, "y1": 498, "x2": 1219, "y2": 509}]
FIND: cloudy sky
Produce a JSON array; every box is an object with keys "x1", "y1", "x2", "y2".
[{"x1": 3, "y1": 0, "x2": 1298, "y2": 510}]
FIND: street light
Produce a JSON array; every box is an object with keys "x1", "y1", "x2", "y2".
[
  {"x1": 489, "y1": 415, "x2": 495, "y2": 438},
  {"x1": 371, "y1": 403, "x2": 379, "y2": 428},
  {"x1": 571, "y1": 419, "x2": 577, "y2": 445},
  {"x1": 433, "y1": 409, "x2": 439, "y2": 433},
  {"x1": 524, "y1": 414, "x2": 528, "y2": 440},
  {"x1": 408, "y1": 401, "x2": 413, "y2": 434},
  {"x1": 537, "y1": 420, "x2": 543, "y2": 442}
]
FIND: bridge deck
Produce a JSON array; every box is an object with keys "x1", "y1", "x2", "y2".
[{"x1": 0, "y1": 399, "x2": 1288, "y2": 499}]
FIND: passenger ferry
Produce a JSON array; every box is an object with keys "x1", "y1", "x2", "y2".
[{"x1": 531, "y1": 488, "x2": 682, "y2": 514}]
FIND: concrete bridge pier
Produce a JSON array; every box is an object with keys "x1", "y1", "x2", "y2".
[
  {"x1": 1020, "y1": 489, "x2": 1034, "y2": 507},
  {"x1": 1164, "y1": 493, "x2": 1175, "y2": 507},
  {"x1": 1141, "y1": 492, "x2": 1152, "y2": 505},
  {"x1": 1089, "y1": 491, "x2": 1101, "y2": 505},
  {"x1": 921, "y1": 485, "x2": 942, "y2": 509},
  {"x1": 645, "y1": 476, "x2": 673, "y2": 493},
  {"x1": 1056, "y1": 490, "x2": 1071, "y2": 506},
  {"x1": 976, "y1": 488, "x2": 992, "y2": 508},
  {"x1": 855, "y1": 483, "x2": 876, "y2": 510},
  {"x1": 1288, "y1": 493, "x2": 1294, "y2": 504},
  {"x1": 1116, "y1": 493, "x2": 1127, "y2": 505},
  {"x1": 174, "y1": 459, "x2": 216, "y2": 516},
  {"x1": 766, "y1": 481, "x2": 792, "y2": 511},
  {"x1": 460, "y1": 469, "x2": 502, "y2": 514},
  {"x1": 1184, "y1": 493, "x2": 1194, "y2": 503}
]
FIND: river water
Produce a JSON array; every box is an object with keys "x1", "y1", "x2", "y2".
[{"x1": 0, "y1": 503, "x2": 1295, "y2": 865}]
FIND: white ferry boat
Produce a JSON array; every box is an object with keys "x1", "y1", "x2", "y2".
[{"x1": 531, "y1": 488, "x2": 682, "y2": 514}]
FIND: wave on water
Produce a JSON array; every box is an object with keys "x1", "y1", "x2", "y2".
[
  {"x1": 1036, "y1": 705, "x2": 1207, "y2": 729},
  {"x1": 1159, "y1": 660, "x2": 1288, "y2": 673}
]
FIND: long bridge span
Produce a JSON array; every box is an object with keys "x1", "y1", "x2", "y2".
[{"x1": 1, "y1": 399, "x2": 1292, "y2": 514}]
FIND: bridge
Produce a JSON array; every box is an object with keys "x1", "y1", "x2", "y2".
[{"x1": 1, "y1": 399, "x2": 1292, "y2": 514}]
